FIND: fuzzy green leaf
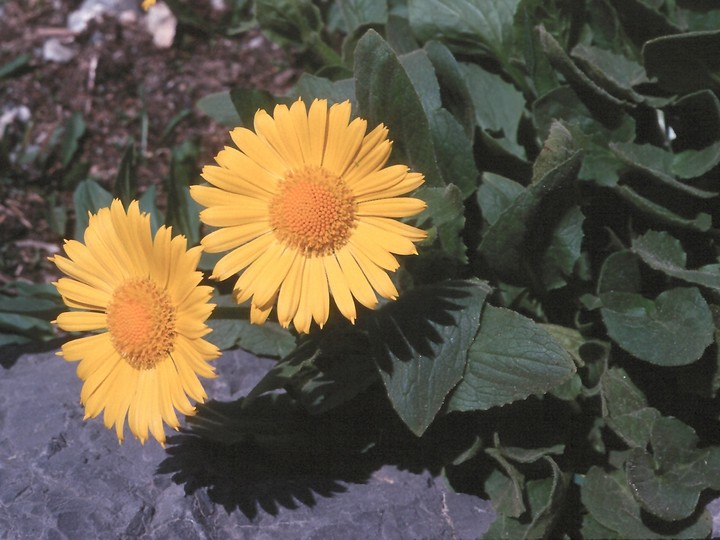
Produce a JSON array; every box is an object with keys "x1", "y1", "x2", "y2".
[
  {"x1": 407, "y1": 0, "x2": 521, "y2": 61},
  {"x1": 368, "y1": 279, "x2": 491, "y2": 435},
  {"x1": 626, "y1": 416, "x2": 720, "y2": 521},
  {"x1": 477, "y1": 148, "x2": 581, "y2": 286},
  {"x1": 72, "y1": 179, "x2": 113, "y2": 240},
  {"x1": 447, "y1": 306, "x2": 576, "y2": 411},
  {"x1": 581, "y1": 466, "x2": 712, "y2": 539},
  {"x1": 600, "y1": 287, "x2": 714, "y2": 366},
  {"x1": 632, "y1": 230, "x2": 720, "y2": 291},
  {"x1": 610, "y1": 142, "x2": 717, "y2": 198},
  {"x1": 354, "y1": 29, "x2": 444, "y2": 187}
]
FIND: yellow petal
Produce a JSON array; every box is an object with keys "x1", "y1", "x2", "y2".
[
  {"x1": 353, "y1": 220, "x2": 418, "y2": 256},
  {"x1": 307, "y1": 99, "x2": 328, "y2": 166},
  {"x1": 335, "y1": 247, "x2": 377, "y2": 310},
  {"x1": 347, "y1": 242, "x2": 398, "y2": 301},
  {"x1": 201, "y1": 221, "x2": 271, "y2": 254},
  {"x1": 277, "y1": 255, "x2": 304, "y2": 328},
  {"x1": 323, "y1": 254, "x2": 357, "y2": 323},
  {"x1": 199, "y1": 199, "x2": 269, "y2": 227},
  {"x1": 349, "y1": 164, "x2": 408, "y2": 199},
  {"x1": 362, "y1": 216, "x2": 427, "y2": 242},
  {"x1": 356, "y1": 197, "x2": 427, "y2": 218},
  {"x1": 55, "y1": 277, "x2": 110, "y2": 310},
  {"x1": 201, "y1": 161, "x2": 275, "y2": 201},
  {"x1": 211, "y1": 233, "x2": 274, "y2": 281},
  {"x1": 56, "y1": 311, "x2": 107, "y2": 332},
  {"x1": 229, "y1": 126, "x2": 289, "y2": 177},
  {"x1": 256, "y1": 103, "x2": 305, "y2": 168}
]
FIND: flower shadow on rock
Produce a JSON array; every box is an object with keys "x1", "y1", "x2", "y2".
[
  {"x1": 157, "y1": 392, "x2": 384, "y2": 518},
  {"x1": 156, "y1": 384, "x2": 482, "y2": 518},
  {"x1": 365, "y1": 282, "x2": 474, "y2": 374}
]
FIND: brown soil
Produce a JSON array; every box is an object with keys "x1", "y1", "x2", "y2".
[{"x1": 0, "y1": 0, "x2": 299, "y2": 285}]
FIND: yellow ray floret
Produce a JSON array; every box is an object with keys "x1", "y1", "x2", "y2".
[
  {"x1": 192, "y1": 98, "x2": 427, "y2": 333},
  {"x1": 51, "y1": 199, "x2": 220, "y2": 445}
]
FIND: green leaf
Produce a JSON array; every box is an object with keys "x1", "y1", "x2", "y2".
[
  {"x1": 399, "y1": 49, "x2": 442, "y2": 115},
  {"x1": 60, "y1": 111, "x2": 85, "y2": 168},
  {"x1": 228, "y1": 88, "x2": 281, "y2": 127},
  {"x1": 113, "y1": 140, "x2": 137, "y2": 206},
  {"x1": 581, "y1": 466, "x2": 712, "y2": 540},
  {"x1": 671, "y1": 141, "x2": 720, "y2": 179},
  {"x1": 484, "y1": 467, "x2": 526, "y2": 518},
  {"x1": 477, "y1": 173, "x2": 524, "y2": 226},
  {"x1": 138, "y1": 185, "x2": 163, "y2": 235},
  {"x1": 632, "y1": 230, "x2": 720, "y2": 291},
  {"x1": 537, "y1": 25, "x2": 627, "y2": 129},
  {"x1": 477, "y1": 148, "x2": 581, "y2": 287},
  {"x1": 255, "y1": 0, "x2": 323, "y2": 48},
  {"x1": 72, "y1": 179, "x2": 113, "y2": 240},
  {"x1": 0, "y1": 312, "x2": 54, "y2": 338},
  {"x1": 292, "y1": 74, "x2": 356, "y2": 107},
  {"x1": 540, "y1": 205, "x2": 585, "y2": 290},
  {"x1": 367, "y1": 279, "x2": 491, "y2": 436},
  {"x1": 165, "y1": 140, "x2": 201, "y2": 244},
  {"x1": 626, "y1": 416, "x2": 720, "y2": 521},
  {"x1": 613, "y1": 184, "x2": 712, "y2": 232},
  {"x1": 337, "y1": 0, "x2": 387, "y2": 31},
  {"x1": 196, "y1": 91, "x2": 242, "y2": 127},
  {"x1": 245, "y1": 326, "x2": 376, "y2": 415},
  {"x1": 284, "y1": 328, "x2": 378, "y2": 414},
  {"x1": 600, "y1": 287, "x2": 714, "y2": 366},
  {"x1": 532, "y1": 86, "x2": 633, "y2": 187},
  {"x1": 460, "y1": 62, "x2": 526, "y2": 159},
  {"x1": 423, "y1": 41, "x2": 476, "y2": 138},
  {"x1": 580, "y1": 514, "x2": 623, "y2": 540},
  {"x1": 447, "y1": 305, "x2": 576, "y2": 411},
  {"x1": 0, "y1": 53, "x2": 31, "y2": 79},
  {"x1": 428, "y1": 108, "x2": 478, "y2": 198},
  {"x1": 610, "y1": 142, "x2": 718, "y2": 198},
  {"x1": 531, "y1": 121, "x2": 577, "y2": 183},
  {"x1": 354, "y1": 30, "x2": 444, "y2": 187},
  {"x1": 205, "y1": 318, "x2": 244, "y2": 351},
  {"x1": 570, "y1": 43, "x2": 649, "y2": 103},
  {"x1": 235, "y1": 320, "x2": 296, "y2": 359},
  {"x1": 643, "y1": 30, "x2": 720, "y2": 94},
  {"x1": 485, "y1": 459, "x2": 569, "y2": 540},
  {"x1": 601, "y1": 366, "x2": 660, "y2": 448},
  {"x1": 666, "y1": 90, "x2": 720, "y2": 151},
  {"x1": 407, "y1": 0, "x2": 521, "y2": 62},
  {"x1": 415, "y1": 184, "x2": 467, "y2": 262}
]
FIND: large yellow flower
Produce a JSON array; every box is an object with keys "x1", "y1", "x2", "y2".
[
  {"x1": 191, "y1": 98, "x2": 427, "y2": 333},
  {"x1": 51, "y1": 200, "x2": 220, "y2": 445},
  {"x1": 141, "y1": 0, "x2": 156, "y2": 10}
]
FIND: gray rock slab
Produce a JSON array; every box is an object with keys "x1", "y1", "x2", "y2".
[{"x1": 0, "y1": 346, "x2": 494, "y2": 539}]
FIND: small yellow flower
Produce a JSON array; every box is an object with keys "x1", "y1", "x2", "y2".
[
  {"x1": 141, "y1": 0, "x2": 156, "y2": 10},
  {"x1": 192, "y1": 98, "x2": 427, "y2": 333},
  {"x1": 51, "y1": 200, "x2": 220, "y2": 444}
]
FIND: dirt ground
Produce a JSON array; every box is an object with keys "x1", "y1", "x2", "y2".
[{"x1": 0, "y1": 0, "x2": 299, "y2": 285}]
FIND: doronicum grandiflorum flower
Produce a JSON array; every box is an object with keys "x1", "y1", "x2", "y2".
[
  {"x1": 191, "y1": 98, "x2": 427, "y2": 333},
  {"x1": 51, "y1": 199, "x2": 220, "y2": 445}
]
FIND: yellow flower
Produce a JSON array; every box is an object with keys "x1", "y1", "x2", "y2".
[
  {"x1": 141, "y1": 0, "x2": 156, "y2": 10},
  {"x1": 192, "y1": 98, "x2": 427, "y2": 333},
  {"x1": 51, "y1": 200, "x2": 220, "y2": 445}
]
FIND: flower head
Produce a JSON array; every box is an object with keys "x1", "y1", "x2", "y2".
[
  {"x1": 192, "y1": 98, "x2": 427, "y2": 333},
  {"x1": 141, "y1": 0, "x2": 156, "y2": 10},
  {"x1": 51, "y1": 200, "x2": 220, "y2": 444}
]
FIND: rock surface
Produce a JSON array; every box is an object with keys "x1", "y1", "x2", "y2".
[{"x1": 0, "y1": 346, "x2": 495, "y2": 539}]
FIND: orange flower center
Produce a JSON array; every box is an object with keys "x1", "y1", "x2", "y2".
[
  {"x1": 106, "y1": 278, "x2": 176, "y2": 370},
  {"x1": 269, "y1": 165, "x2": 356, "y2": 256}
]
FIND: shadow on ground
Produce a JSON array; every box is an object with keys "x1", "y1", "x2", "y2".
[{"x1": 158, "y1": 385, "x2": 481, "y2": 519}]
